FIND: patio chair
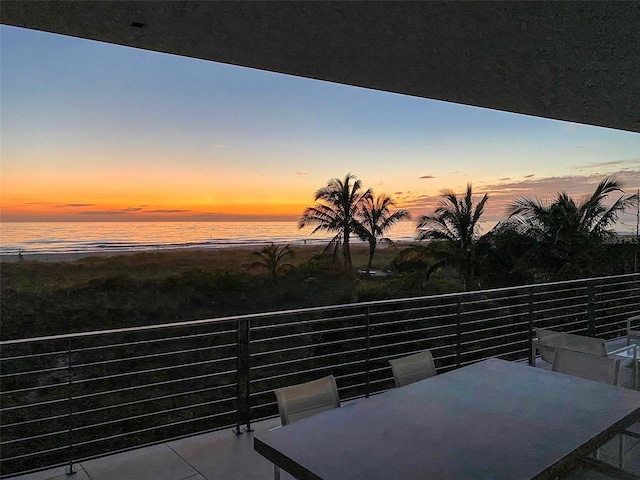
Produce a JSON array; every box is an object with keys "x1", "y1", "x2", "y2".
[
  {"x1": 533, "y1": 328, "x2": 607, "y2": 366},
  {"x1": 272, "y1": 375, "x2": 340, "y2": 480},
  {"x1": 552, "y1": 348, "x2": 630, "y2": 470},
  {"x1": 389, "y1": 350, "x2": 437, "y2": 388},
  {"x1": 552, "y1": 348, "x2": 621, "y2": 385}
]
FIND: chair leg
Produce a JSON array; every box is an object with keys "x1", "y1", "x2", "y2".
[{"x1": 274, "y1": 464, "x2": 281, "y2": 480}]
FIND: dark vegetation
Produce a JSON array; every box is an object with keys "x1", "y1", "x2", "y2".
[{"x1": 1, "y1": 240, "x2": 638, "y2": 341}]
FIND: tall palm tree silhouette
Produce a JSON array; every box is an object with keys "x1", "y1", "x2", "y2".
[
  {"x1": 299, "y1": 173, "x2": 371, "y2": 270},
  {"x1": 357, "y1": 194, "x2": 410, "y2": 274},
  {"x1": 416, "y1": 184, "x2": 489, "y2": 290}
]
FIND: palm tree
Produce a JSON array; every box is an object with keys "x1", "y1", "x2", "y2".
[
  {"x1": 248, "y1": 244, "x2": 295, "y2": 280},
  {"x1": 298, "y1": 173, "x2": 372, "y2": 270},
  {"x1": 416, "y1": 184, "x2": 489, "y2": 290},
  {"x1": 506, "y1": 177, "x2": 637, "y2": 273},
  {"x1": 356, "y1": 194, "x2": 410, "y2": 274}
]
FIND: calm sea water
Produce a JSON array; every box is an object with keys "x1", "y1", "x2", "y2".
[{"x1": 0, "y1": 222, "x2": 419, "y2": 255}]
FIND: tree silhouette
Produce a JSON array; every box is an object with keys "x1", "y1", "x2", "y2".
[
  {"x1": 416, "y1": 184, "x2": 489, "y2": 290},
  {"x1": 299, "y1": 173, "x2": 371, "y2": 270},
  {"x1": 356, "y1": 194, "x2": 410, "y2": 274},
  {"x1": 506, "y1": 176, "x2": 637, "y2": 275},
  {"x1": 248, "y1": 244, "x2": 295, "y2": 280}
]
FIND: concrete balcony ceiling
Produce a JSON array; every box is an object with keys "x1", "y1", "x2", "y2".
[{"x1": 1, "y1": 1, "x2": 639, "y2": 133}]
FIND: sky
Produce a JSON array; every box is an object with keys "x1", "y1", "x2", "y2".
[{"x1": 2, "y1": 25, "x2": 640, "y2": 231}]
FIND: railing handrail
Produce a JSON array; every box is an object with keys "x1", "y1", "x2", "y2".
[{"x1": 3, "y1": 272, "x2": 638, "y2": 346}]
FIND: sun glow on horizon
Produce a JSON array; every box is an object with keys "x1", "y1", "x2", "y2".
[{"x1": 1, "y1": 25, "x2": 639, "y2": 226}]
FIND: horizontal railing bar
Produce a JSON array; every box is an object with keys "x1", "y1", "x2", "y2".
[
  {"x1": 461, "y1": 330, "x2": 525, "y2": 347},
  {"x1": 369, "y1": 325, "x2": 456, "y2": 343},
  {"x1": 460, "y1": 302, "x2": 530, "y2": 318},
  {"x1": 68, "y1": 370, "x2": 237, "y2": 403},
  {"x1": 0, "y1": 444, "x2": 69, "y2": 462},
  {"x1": 461, "y1": 314, "x2": 530, "y2": 328},
  {"x1": 5, "y1": 273, "x2": 637, "y2": 346},
  {"x1": 69, "y1": 409, "x2": 235, "y2": 449},
  {"x1": 368, "y1": 304, "x2": 457, "y2": 319},
  {"x1": 1, "y1": 410, "x2": 69, "y2": 428},
  {"x1": 369, "y1": 312, "x2": 459, "y2": 330},
  {"x1": 369, "y1": 334, "x2": 458, "y2": 353},
  {"x1": 71, "y1": 348, "x2": 236, "y2": 371},
  {"x1": 250, "y1": 346, "x2": 366, "y2": 372},
  {"x1": 0, "y1": 349, "x2": 69, "y2": 362},
  {"x1": 458, "y1": 293, "x2": 531, "y2": 309},
  {"x1": 1, "y1": 343, "x2": 237, "y2": 379},
  {"x1": 250, "y1": 336, "x2": 364, "y2": 358},
  {"x1": 249, "y1": 359, "x2": 367, "y2": 388},
  {"x1": 250, "y1": 324, "x2": 366, "y2": 345},
  {"x1": 67, "y1": 384, "x2": 236, "y2": 421},
  {"x1": 462, "y1": 339, "x2": 531, "y2": 357},
  {"x1": 66, "y1": 397, "x2": 237, "y2": 436},
  {"x1": 596, "y1": 303, "x2": 640, "y2": 317},
  {"x1": 68, "y1": 329, "x2": 238, "y2": 354},
  {"x1": 250, "y1": 312, "x2": 366, "y2": 331},
  {"x1": 1, "y1": 380, "x2": 68, "y2": 396},
  {"x1": 1, "y1": 427, "x2": 68, "y2": 445},
  {"x1": 533, "y1": 304, "x2": 589, "y2": 317},
  {"x1": 69, "y1": 358, "x2": 236, "y2": 386},
  {"x1": 0, "y1": 364, "x2": 68, "y2": 379},
  {"x1": 462, "y1": 320, "x2": 530, "y2": 337}
]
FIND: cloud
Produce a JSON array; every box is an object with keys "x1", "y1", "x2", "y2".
[
  {"x1": 499, "y1": 178, "x2": 511, "y2": 181},
  {"x1": 146, "y1": 209, "x2": 191, "y2": 213},
  {"x1": 419, "y1": 175, "x2": 436, "y2": 179},
  {"x1": 296, "y1": 171, "x2": 308, "y2": 176},
  {"x1": 78, "y1": 207, "x2": 142, "y2": 215},
  {"x1": 211, "y1": 143, "x2": 228, "y2": 149},
  {"x1": 397, "y1": 170, "x2": 640, "y2": 230},
  {"x1": 572, "y1": 158, "x2": 640, "y2": 170},
  {"x1": 524, "y1": 174, "x2": 535, "y2": 179},
  {"x1": 63, "y1": 203, "x2": 94, "y2": 208}
]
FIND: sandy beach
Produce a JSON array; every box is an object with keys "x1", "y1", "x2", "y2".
[{"x1": 0, "y1": 242, "x2": 413, "y2": 265}]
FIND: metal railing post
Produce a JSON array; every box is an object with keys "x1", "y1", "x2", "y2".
[
  {"x1": 528, "y1": 288, "x2": 535, "y2": 365},
  {"x1": 65, "y1": 338, "x2": 75, "y2": 476},
  {"x1": 456, "y1": 296, "x2": 462, "y2": 368},
  {"x1": 234, "y1": 318, "x2": 252, "y2": 434},
  {"x1": 587, "y1": 282, "x2": 597, "y2": 336},
  {"x1": 365, "y1": 306, "x2": 371, "y2": 398}
]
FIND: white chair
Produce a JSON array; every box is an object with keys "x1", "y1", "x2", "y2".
[
  {"x1": 552, "y1": 348, "x2": 621, "y2": 385},
  {"x1": 389, "y1": 350, "x2": 437, "y2": 388},
  {"x1": 272, "y1": 375, "x2": 340, "y2": 479},
  {"x1": 534, "y1": 328, "x2": 607, "y2": 366},
  {"x1": 552, "y1": 348, "x2": 627, "y2": 470}
]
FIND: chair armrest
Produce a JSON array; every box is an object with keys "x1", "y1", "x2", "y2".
[{"x1": 529, "y1": 337, "x2": 539, "y2": 365}]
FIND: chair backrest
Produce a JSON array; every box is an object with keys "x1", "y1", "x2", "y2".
[
  {"x1": 389, "y1": 350, "x2": 437, "y2": 388},
  {"x1": 274, "y1": 375, "x2": 340, "y2": 426},
  {"x1": 535, "y1": 328, "x2": 607, "y2": 364},
  {"x1": 552, "y1": 348, "x2": 621, "y2": 385}
]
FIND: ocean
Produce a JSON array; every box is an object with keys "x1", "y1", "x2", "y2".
[{"x1": 0, "y1": 221, "x2": 420, "y2": 255}]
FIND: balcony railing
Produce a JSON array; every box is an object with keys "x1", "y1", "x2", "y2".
[{"x1": 1, "y1": 273, "x2": 640, "y2": 478}]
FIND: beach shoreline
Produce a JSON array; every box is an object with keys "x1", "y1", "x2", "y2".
[{"x1": 0, "y1": 242, "x2": 416, "y2": 264}]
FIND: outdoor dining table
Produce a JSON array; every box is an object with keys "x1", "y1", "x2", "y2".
[{"x1": 254, "y1": 358, "x2": 640, "y2": 480}]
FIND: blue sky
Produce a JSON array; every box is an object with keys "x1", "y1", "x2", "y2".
[{"x1": 2, "y1": 24, "x2": 639, "y2": 230}]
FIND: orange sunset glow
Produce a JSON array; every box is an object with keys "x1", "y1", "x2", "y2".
[{"x1": 1, "y1": 25, "x2": 639, "y2": 227}]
